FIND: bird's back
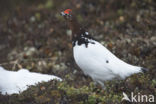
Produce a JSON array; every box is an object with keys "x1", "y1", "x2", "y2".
[{"x1": 73, "y1": 40, "x2": 142, "y2": 82}]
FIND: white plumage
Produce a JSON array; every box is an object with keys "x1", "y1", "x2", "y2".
[
  {"x1": 61, "y1": 9, "x2": 147, "y2": 86},
  {"x1": 0, "y1": 66, "x2": 61, "y2": 95},
  {"x1": 73, "y1": 40, "x2": 142, "y2": 86}
]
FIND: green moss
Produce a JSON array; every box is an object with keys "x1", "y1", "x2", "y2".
[
  {"x1": 45, "y1": 0, "x2": 53, "y2": 9},
  {"x1": 87, "y1": 95, "x2": 97, "y2": 104},
  {"x1": 35, "y1": 12, "x2": 41, "y2": 21}
]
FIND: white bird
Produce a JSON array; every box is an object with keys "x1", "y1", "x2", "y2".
[
  {"x1": 0, "y1": 66, "x2": 61, "y2": 95},
  {"x1": 61, "y1": 9, "x2": 148, "y2": 86}
]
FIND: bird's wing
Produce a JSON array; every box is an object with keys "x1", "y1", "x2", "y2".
[
  {"x1": 85, "y1": 41, "x2": 141, "y2": 78},
  {"x1": 85, "y1": 41, "x2": 119, "y2": 72}
]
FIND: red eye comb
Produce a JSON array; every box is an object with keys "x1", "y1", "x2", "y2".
[{"x1": 64, "y1": 9, "x2": 72, "y2": 14}]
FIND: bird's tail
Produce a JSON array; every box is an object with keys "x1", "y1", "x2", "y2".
[{"x1": 141, "y1": 67, "x2": 149, "y2": 73}]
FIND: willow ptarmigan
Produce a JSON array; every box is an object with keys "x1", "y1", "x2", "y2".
[{"x1": 61, "y1": 9, "x2": 148, "y2": 86}]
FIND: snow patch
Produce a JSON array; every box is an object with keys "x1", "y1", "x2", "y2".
[{"x1": 0, "y1": 66, "x2": 61, "y2": 95}]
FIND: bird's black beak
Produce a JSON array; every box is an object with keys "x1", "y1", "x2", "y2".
[
  {"x1": 61, "y1": 12, "x2": 72, "y2": 20},
  {"x1": 60, "y1": 10, "x2": 72, "y2": 21},
  {"x1": 61, "y1": 12, "x2": 65, "y2": 16}
]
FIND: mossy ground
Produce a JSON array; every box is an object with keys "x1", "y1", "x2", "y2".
[{"x1": 0, "y1": 0, "x2": 156, "y2": 104}]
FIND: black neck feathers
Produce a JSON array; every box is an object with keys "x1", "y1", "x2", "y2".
[{"x1": 72, "y1": 28, "x2": 95, "y2": 47}]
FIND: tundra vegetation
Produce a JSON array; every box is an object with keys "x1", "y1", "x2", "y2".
[{"x1": 0, "y1": 0, "x2": 155, "y2": 104}]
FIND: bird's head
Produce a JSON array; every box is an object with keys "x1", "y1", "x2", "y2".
[
  {"x1": 61, "y1": 9, "x2": 72, "y2": 21},
  {"x1": 61, "y1": 9, "x2": 81, "y2": 40}
]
